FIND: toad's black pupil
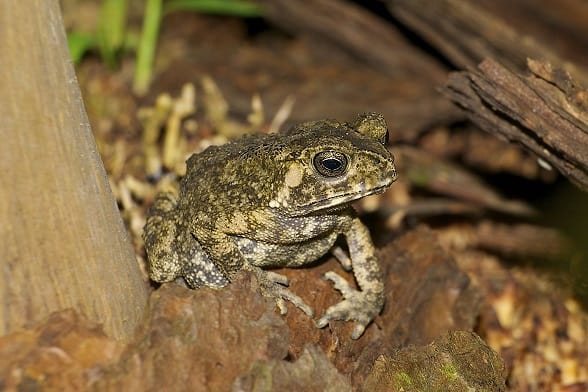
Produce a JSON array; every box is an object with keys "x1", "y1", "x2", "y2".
[
  {"x1": 323, "y1": 157, "x2": 342, "y2": 171},
  {"x1": 314, "y1": 151, "x2": 348, "y2": 177}
]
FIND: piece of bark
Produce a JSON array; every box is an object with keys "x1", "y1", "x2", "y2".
[
  {"x1": 0, "y1": 310, "x2": 125, "y2": 391},
  {"x1": 385, "y1": 0, "x2": 588, "y2": 189},
  {"x1": 0, "y1": 228, "x2": 488, "y2": 390},
  {"x1": 0, "y1": 275, "x2": 290, "y2": 391},
  {"x1": 0, "y1": 1, "x2": 148, "y2": 339},
  {"x1": 386, "y1": 0, "x2": 588, "y2": 86},
  {"x1": 443, "y1": 58, "x2": 588, "y2": 191},
  {"x1": 96, "y1": 278, "x2": 290, "y2": 391},
  {"x1": 378, "y1": 227, "x2": 482, "y2": 348}
]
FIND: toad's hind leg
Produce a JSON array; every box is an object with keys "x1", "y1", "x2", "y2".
[
  {"x1": 143, "y1": 191, "x2": 184, "y2": 283},
  {"x1": 144, "y1": 191, "x2": 229, "y2": 288}
]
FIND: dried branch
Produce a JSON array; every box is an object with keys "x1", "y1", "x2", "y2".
[
  {"x1": 443, "y1": 58, "x2": 588, "y2": 190},
  {"x1": 386, "y1": 0, "x2": 588, "y2": 86}
]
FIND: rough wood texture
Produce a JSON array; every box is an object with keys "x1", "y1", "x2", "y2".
[
  {"x1": 443, "y1": 58, "x2": 588, "y2": 191},
  {"x1": 387, "y1": 0, "x2": 588, "y2": 190},
  {"x1": 387, "y1": 0, "x2": 588, "y2": 86},
  {"x1": 0, "y1": 1, "x2": 148, "y2": 339}
]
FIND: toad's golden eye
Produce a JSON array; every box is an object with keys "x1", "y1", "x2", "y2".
[{"x1": 313, "y1": 150, "x2": 349, "y2": 177}]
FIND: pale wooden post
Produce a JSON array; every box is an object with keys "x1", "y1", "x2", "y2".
[{"x1": 0, "y1": 1, "x2": 148, "y2": 339}]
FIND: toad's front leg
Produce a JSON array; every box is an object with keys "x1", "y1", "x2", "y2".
[
  {"x1": 317, "y1": 217, "x2": 385, "y2": 339},
  {"x1": 243, "y1": 263, "x2": 314, "y2": 317},
  {"x1": 193, "y1": 227, "x2": 313, "y2": 318}
]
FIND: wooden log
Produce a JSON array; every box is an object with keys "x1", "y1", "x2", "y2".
[
  {"x1": 443, "y1": 58, "x2": 588, "y2": 191},
  {"x1": 0, "y1": 0, "x2": 148, "y2": 339},
  {"x1": 387, "y1": 0, "x2": 588, "y2": 190},
  {"x1": 387, "y1": 0, "x2": 588, "y2": 86}
]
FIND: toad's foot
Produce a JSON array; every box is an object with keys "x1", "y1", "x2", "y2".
[
  {"x1": 331, "y1": 246, "x2": 352, "y2": 271},
  {"x1": 316, "y1": 271, "x2": 384, "y2": 339},
  {"x1": 246, "y1": 265, "x2": 314, "y2": 317}
]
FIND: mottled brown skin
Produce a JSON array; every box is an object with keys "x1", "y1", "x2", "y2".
[{"x1": 143, "y1": 113, "x2": 398, "y2": 339}]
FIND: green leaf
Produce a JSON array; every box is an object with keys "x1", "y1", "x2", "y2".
[{"x1": 67, "y1": 32, "x2": 97, "y2": 64}]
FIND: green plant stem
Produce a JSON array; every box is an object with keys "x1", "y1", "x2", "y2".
[
  {"x1": 98, "y1": 0, "x2": 128, "y2": 68},
  {"x1": 134, "y1": 0, "x2": 162, "y2": 96}
]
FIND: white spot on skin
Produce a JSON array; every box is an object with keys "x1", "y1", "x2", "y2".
[
  {"x1": 284, "y1": 163, "x2": 303, "y2": 187},
  {"x1": 276, "y1": 186, "x2": 290, "y2": 205},
  {"x1": 273, "y1": 163, "x2": 303, "y2": 207}
]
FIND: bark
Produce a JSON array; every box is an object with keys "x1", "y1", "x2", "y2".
[
  {"x1": 0, "y1": 1, "x2": 148, "y2": 339},
  {"x1": 387, "y1": 0, "x2": 588, "y2": 190},
  {"x1": 442, "y1": 58, "x2": 588, "y2": 191},
  {"x1": 386, "y1": 0, "x2": 588, "y2": 86}
]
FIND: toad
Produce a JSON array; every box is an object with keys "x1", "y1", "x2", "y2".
[{"x1": 143, "y1": 112, "x2": 397, "y2": 338}]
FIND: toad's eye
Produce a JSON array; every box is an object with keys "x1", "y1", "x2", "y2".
[{"x1": 313, "y1": 150, "x2": 349, "y2": 177}]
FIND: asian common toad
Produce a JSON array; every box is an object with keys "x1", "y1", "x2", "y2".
[{"x1": 143, "y1": 112, "x2": 398, "y2": 339}]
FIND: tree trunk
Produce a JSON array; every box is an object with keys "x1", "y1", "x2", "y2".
[{"x1": 0, "y1": 0, "x2": 148, "y2": 340}]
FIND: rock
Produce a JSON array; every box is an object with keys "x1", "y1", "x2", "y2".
[{"x1": 363, "y1": 330, "x2": 507, "y2": 392}]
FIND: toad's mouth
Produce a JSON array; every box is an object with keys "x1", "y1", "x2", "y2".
[{"x1": 296, "y1": 183, "x2": 390, "y2": 215}]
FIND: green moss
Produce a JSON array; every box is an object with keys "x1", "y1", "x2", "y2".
[
  {"x1": 440, "y1": 364, "x2": 458, "y2": 381},
  {"x1": 395, "y1": 371, "x2": 414, "y2": 387}
]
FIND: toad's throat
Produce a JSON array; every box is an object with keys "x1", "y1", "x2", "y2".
[{"x1": 297, "y1": 184, "x2": 389, "y2": 214}]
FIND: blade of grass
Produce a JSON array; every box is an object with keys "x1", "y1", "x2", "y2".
[
  {"x1": 164, "y1": 0, "x2": 263, "y2": 17},
  {"x1": 133, "y1": 0, "x2": 163, "y2": 96},
  {"x1": 97, "y1": 0, "x2": 128, "y2": 68},
  {"x1": 67, "y1": 32, "x2": 97, "y2": 64}
]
